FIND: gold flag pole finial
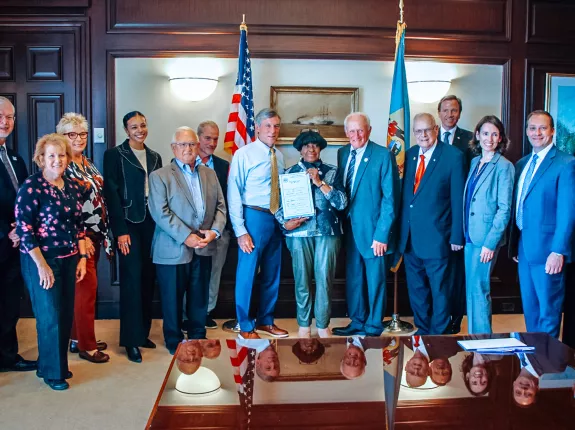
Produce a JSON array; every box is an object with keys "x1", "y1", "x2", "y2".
[
  {"x1": 240, "y1": 14, "x2": 247, "y2": 31},
  {"x1": 399, "y1": 0, "x2": 404, "y2": 24}
]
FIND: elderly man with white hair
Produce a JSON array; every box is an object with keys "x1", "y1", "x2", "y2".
[
  {"x1": 148, "y1": 126, "x2": 226, "y2": 354},
  {"x1": 332, "y1": 112, "x2": 399, "y2": 337}
]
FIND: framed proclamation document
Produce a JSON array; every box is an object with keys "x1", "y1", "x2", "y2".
[{"x1": 279, "y1": 172, "x2": 315, "y2": 220}]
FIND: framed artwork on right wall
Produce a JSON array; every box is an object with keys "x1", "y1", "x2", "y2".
[{"x1": 545, "y1": 73, "x2": 575, "y2": 155}]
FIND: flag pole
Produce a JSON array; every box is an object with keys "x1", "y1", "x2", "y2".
[{"x1": 383, "y1": 0, "x2": 414, "y2": 335}]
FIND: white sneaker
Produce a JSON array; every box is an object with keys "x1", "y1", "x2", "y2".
[
  {"x1": 298, "y1": 327, "x2": 311, "y2": 338},
  {"x1": 317, "y1": 327, "x2": 332, "y2": 338}
]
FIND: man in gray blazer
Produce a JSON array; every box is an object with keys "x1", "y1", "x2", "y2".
[
  {"x1": 332, "y1": 112, "x2": 399, "y2": 337},
  {"x1": 148, "y1": 127, "x2": 226, "y2": 353}
]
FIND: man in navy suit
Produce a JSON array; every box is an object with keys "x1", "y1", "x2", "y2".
[
  {"x1": 332, "y1": 112, "x2": 399, "y2": 337},
  {"x1": 438, "y1": 95, "x2": 474, "y2": 334},
  {"x1": 398, "y1": 113, "x2": 466, "y2": 335},
  {"x1": 509, "y1": 110, "x2": 575, "y2": 338},
  {"x1": 0, "y1": 96, "x2": 36, "y2": 372}
]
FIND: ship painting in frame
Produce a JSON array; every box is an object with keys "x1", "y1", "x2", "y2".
[{"x1": 270, "y1": 86, "x2": 360, "y2": 145}]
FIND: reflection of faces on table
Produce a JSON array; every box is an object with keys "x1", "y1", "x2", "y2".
[
  {"x1": 341, "y1": 345, "x2": 367, "y2": 380},
  {"x1": 256, "y1": 345, "x2": 280, "y2": 382},
  {"x1": 467, "y1": 366, "x2": 489, "y2": 395},
  {"x1": 513, "y1": 371, "x2": 539, "y2": 407},
  {"x1": 429, "y1": 358, "x2": 453, "y2": 386},
  {"x1": 200, "y1": 339, "x2": 222, "y2": 359},
  {"x1": 405, "y1": 350, "x2": 430, "y2": 388},
  {"x1": 299, "y1": 338, "x2": 320, "y2": 354},
  {"x1": 176, "y1": 340, "x2": 203, "y2": 375}
]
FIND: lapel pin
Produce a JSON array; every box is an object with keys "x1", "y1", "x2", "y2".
[
  {"x1": 413, "y1": 157, "x2": 416, "y2": 161},
  {"x1": 12, "y1": 156, "x2": 17, "y2": 161},
  {"x1": 364, "y1": 157, "x2": 369, "y2": 162},
  {"x1": 433, "y1": 158, "x2": 436, "y2": 162}
]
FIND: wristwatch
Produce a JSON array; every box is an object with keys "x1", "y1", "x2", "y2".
[
  {"x1": 319, "y1": 181, "x2": 327, "y2": 187},
  {"x1": 79, "y1": 254, "x2": 88, "y2": 259}
]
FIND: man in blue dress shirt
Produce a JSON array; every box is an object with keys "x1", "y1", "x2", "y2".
[{"x1": 228, "y1": 108, "x2": 290, "y2": 339}]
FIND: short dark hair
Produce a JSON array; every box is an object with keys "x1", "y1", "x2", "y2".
[
  {"x1": 526, "y1": 110, "x2": 555, "y2": 129},
  {"x1": 460, "y1": 353, "x2": 495, "y2": 397},
  {"x1": 123, "y1": 111, "x2": 146, "y2": 129},
  {"x1": 438, "y1": 95, "x2": 463, "y2": 113},
  {"x1": 469, "y1": 115, "x2": 509, "y2": 156}
]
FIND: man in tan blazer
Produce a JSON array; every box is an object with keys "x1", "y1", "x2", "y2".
[{"x1": 148, "y1": 127, "x2": 226, "y2": 354}]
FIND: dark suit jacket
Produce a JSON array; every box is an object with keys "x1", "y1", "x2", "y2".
[
  {"x1": 212, "y1": 155, "x2": 232, "y2": 233},
  {"x1": 402, "y1": 336, "x2": 460, "y2": 361},
  {"x1": 398, "y1": 141, "x2": 466, "y2": 259},
  {"x1": 508, "y1": 146, "x2": 575, "y2": 263},
  {"x1": 0, "y1": 145, "x2": 28, "y2": 261},
  {"x1": 337, "y1": 141, "x2": 399, "y2": 259},
  {"x1": 103, "y1": 140, "x2": 162, "y2": 237},
  {"x1": 516, "y1": 333, "x2": 575, "y2": 376},
  {"x1": 440, "y1": 126, "x2": 474, "y2": 170}
]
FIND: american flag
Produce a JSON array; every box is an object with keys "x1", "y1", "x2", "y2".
[
  {"x1": 226, "y1": 339, "x2": 256, "y2": 428},
  {"x1": 224, "y1": 22, "x2": 256, "y2": 155}
]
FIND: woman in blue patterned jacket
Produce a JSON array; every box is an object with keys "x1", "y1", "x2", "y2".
[{"x1": 276, "y1": 131, "x2": 347, "y2": 338}]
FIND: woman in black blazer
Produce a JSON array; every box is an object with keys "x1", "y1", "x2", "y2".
[{"x1": 103, "y1": 111, "x2": 162, "y2": 363}]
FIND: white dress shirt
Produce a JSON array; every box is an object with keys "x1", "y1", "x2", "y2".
[
  {"x1": 227, "y1": 139, "x2": 285, "y2": 237},
  {"x1": 415, "y1": 141, "x2": 438, "y2": 174},
  {"x1": 411, "y1": 335, "x2": 430, "y2": 359},
  {"x1": 440, "y1": 126, "x2": 458, "y2": 146},
  {"x1": 515, "y1": 143, "x2": 554, "y2": 213},
  {"x1": 343, "y1": 143, "x2": 368, "y2": 191}
]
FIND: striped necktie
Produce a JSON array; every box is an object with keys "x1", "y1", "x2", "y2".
[
  {"x1": 345, "y1": 149, "x2": 357, "y2": 197},
  {"x1": 0, "y1": 145, "x2": 19, "y2": 191},
  {"x1": 516, "y1": 154, "x2": 539, "y2": 230}
]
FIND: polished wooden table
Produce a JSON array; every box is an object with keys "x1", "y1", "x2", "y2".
[{"x1": 146, "y1": 334, "x2": 575, "y2": 429}]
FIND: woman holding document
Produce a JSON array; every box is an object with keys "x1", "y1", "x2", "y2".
[
  {"x1": 463, "y1": 115, "x2": 514, "y2": 334},
  {"x1": 275, "y1": 131, "x2": 347, "y2": 338}
]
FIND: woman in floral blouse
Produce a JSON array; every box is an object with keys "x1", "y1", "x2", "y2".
[
  {"x1": 57, "y1": 113, "x2": 110, "y2": 364},
  {"x1": 275, "y1": 131, "x2": 348, "y2": 338},
  {"x1": 16, "y1": 133, "x2": 87, "y2": 391}
]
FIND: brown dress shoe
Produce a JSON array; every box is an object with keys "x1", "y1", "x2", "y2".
[
  {"x1": 256, "y1": 324, "x2": 289, "y2": 338},
  {"x1": 79, "y1": 350, "x2": 110, "y2": 363},
  {"x1": 239, "y1": 331, "x2": 261, "y2": 339}
]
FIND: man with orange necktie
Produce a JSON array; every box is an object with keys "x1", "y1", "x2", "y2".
[{"x1": 397, "y1": 113, "x2": 466, "y2": 335}]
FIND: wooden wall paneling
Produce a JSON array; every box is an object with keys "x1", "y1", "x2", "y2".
[
  {"x1": 26, "y1": 46, "x2": 63, "y2": 81},
  {"x1": 527, "y1": 0, "x2": 575, "y2": 44},
  {"x1": 27, "y1": 94, "x2": 64, "y2": 156},
  {"x1": 0, "y1": 0, "x2": 89, "y2": 7},
  {"x1": 0, "y1": 47, "x2": 14, "y2": 80},
  {"x1": 107, "y1": 0, "x2": 511, "y2": 42}
]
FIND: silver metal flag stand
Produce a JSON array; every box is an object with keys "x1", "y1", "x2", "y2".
[{"x1": 383, "y1": 271, "x2": 414, "y2": 334}]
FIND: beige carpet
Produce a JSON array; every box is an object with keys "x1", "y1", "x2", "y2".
[{"x1": 0, "y1": 316, "x2": 526, "y2": 430}]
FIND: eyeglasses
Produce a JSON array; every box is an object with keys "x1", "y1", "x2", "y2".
[
  {"x1": 64, "y1": 132, "x2": 88, "y2": 140},
  {"x1": 173, "y1": 142, "x2": 197, "y2": 148},
  {"x1": 414, "y1": 128, "x2": 435, "y2": 136},
  {"x1": 0, "y1": 114, "x2": 15, "y2": 122},
  {"x1": 301, "y1": 128, "x2": 319, "y2": 133}
]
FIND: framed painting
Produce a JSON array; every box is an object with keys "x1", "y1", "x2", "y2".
[
  {"x1": 270, "y1": 86, "x2": 359, "y2": 144},
  {"x1": 545, "y1": 73, "x2": 575, "y2": 155}
]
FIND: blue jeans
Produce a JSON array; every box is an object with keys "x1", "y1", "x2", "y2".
[
  {"x1": 21, "y1": 252, "x2": 77, "y2": 380},
  {"x1": 286, "y1": 235, "x2": 340, "y2": 329},
  {"x1": 235, "y1": 208, "x2": 282, "y2": 332},
  {"x1": 464, "y1": 244, "x2": 500, "y2": 334}
]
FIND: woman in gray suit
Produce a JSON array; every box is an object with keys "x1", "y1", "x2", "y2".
[{"x1": 464, "y1": 115, "x2": 514, "y2": 334}]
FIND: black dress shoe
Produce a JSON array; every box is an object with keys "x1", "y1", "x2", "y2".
[
  {"x1": 69, "y1": 340, "x2": 79, "y2": 353},
  {"x1": 0, "y1": 357, "x2": 37, "y2": 372},
  {"x1": 141, "y1": 339, "x2": 156, "y2": 349},
  {"x1": 332, "y1": 325, "x2": 366, "y2": 336},
  {"x1": 36, "y1": 369, "x2": 73, "y2": 379},
  {"x1": 126, "y1": 347, "x2": 142, "y2": 363},
  {"x1": 205, "y1": 315, "x2": 218, "y2": 329},
  {"x1": 44, "y1": 378, "x2": 69, "y2": 391},
  {"x1": 222, "y1": 319, "x2": 240, "y2": 333}
]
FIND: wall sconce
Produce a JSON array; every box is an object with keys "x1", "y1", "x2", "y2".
[
  {"x1": 407, "y1": 80, "x2": 451, "y2": 104},
  {"x1": 169, "y1": 77, "x2": 219, "y2": 102}
]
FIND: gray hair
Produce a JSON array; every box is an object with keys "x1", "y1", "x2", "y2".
[
  {"x1": 56, "y1": 112, "x2": 89, "y2": 135},
  {"x1": 344, "y1": 112, "x2": 371, "y2": 132},
  {"x1": 412, "y1": 113, "x2": 437, "y2": 128},
  {"x1": 197, "y1": 120, "x2": 219, "y2": 136},
  {"x1": 171, "y1": 126, "x2": 197, "y2": 144},
  {"x1": 0, "y1": 96, "x2": 15, "y2": 114},
  {"x1": 255, "y1": 108, "x2": 281, "y2": 126}
]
